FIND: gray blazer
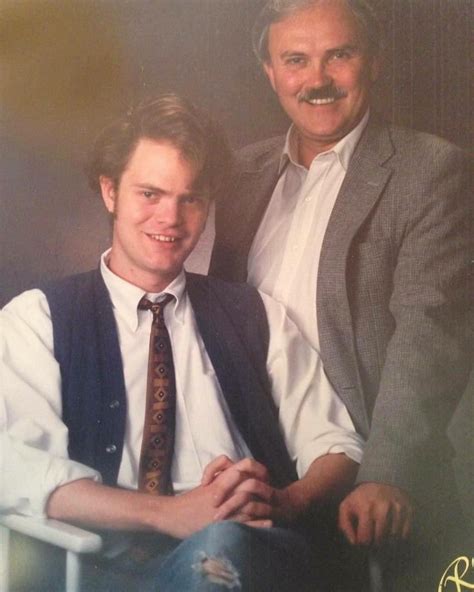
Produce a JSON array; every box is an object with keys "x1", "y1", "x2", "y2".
[{"x1": 210, "y1": 116, "x2": 473, "y2": 503}]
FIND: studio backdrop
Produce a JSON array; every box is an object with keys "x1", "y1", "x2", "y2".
[{"x1": 1, "y1": 0, "x2": 472, "y2": 532}]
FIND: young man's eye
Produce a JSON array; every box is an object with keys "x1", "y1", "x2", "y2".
[
  {"x1": 182, "y1": 194, "x2": 208, "y2": 207},
  {"x1": 142, "y1": 190, "x2": 155, "y2": 199},
  {"x1": 184, "y1": 195, "x2": 205, "y2": 206}
]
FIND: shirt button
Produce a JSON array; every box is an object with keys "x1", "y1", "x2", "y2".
[
  {"x1": 109, "y1": 399, "x2": 120, "y2": 409},
  {"x1": 105, "y1": 444, "x2": 117, "y2": 454}
]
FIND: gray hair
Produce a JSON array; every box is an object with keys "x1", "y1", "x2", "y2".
[{"x1": 252, "y1": 0, "x2": 382, "y2": 64}]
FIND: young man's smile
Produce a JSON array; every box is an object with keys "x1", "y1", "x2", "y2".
[{"x1": 100, "y1": 138, "x2": 209, "y2": 292}]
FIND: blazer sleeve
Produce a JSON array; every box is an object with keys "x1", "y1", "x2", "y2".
[{"x1": 355, "y1": 140, "x2": 473, "y2": 498}]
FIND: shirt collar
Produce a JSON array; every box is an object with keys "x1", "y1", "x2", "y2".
[
  {"x1": 100, "y1": 249, "x2": 187, "y2": 331},
  {"x1": 279, "y1": 108, "x2": 370, "y2": 172}
]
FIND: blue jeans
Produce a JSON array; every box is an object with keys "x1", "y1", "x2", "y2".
[{"x1": 83, "y1": 522, "x2": 319, "y2": 592}]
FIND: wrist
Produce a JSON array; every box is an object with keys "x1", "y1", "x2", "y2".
[
  {"x1": 274, "y1": 485, "x2": 308, "y2": 525},
  {"x1": 139, "y1": 494, "x2": 176, "y2": 534}
]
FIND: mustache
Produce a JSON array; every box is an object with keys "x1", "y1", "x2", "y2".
[{"x1": 297, "y1": 86, "x2": 348, "y2": 103}]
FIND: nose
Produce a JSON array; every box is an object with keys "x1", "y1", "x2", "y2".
[
  {"x1": 154, "y1": 197, "x2": 183, "y2": 227},
  {"x1": 306, "y1": 59, "x2": 332, "y2": 88}
]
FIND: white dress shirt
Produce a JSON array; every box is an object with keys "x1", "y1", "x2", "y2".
[
  {"x1": 248, "y1": 111, "x2": 369, "y2": 351},
  {"x1": 1, "y1": 253, "x2": 363, "y2": 517}
]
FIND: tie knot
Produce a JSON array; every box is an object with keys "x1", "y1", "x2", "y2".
[{"x1": 138, "y1": 294, "x2": 174, "y2": 318}]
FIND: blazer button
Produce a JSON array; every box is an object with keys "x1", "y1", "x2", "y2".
[
  {"x1": 109, "y1": 399, "x2": 120, "y2": 409},
  {"x1": 105, "y1": 444, "x2": 117, "y2": 454}
]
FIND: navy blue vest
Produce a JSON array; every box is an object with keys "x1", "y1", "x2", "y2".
[{"x1": 42, "y1": 270, "x2": 297, "y2": 488}]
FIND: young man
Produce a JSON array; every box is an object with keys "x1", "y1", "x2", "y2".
[
  {"x1": 209, "y1": 0, "x2": 473, "y2": 588},
  {"x1": 1, "y1": 94, "x2": 363, "y2": 591}
]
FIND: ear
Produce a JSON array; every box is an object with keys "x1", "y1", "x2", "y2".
[
  {"x1": 99, "y1": 176, "x2": 117, "y2": 214},
  {"x1": 263, "y1": 61, "x2": 277, "y2": 93}
]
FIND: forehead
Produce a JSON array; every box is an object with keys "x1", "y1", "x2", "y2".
[
  {"x1": 125, "y1": 138, "x2": 194, "y2": 171},
  {"x1": 123, "y1": 138, "x2": 197, "y2": 185},
  {"x1": 268, "y1": 0, "x2": 367, "y2": 52}
]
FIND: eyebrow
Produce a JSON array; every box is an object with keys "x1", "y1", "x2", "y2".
[
  {"x1": 280, "y1": 50, "x2": 308, "y2": 59},
  {"x1": 133, "y1": 183, "x2": 200, "y2": 198},
  {"x1": 134, "y1": 183, "x2": 168, "y2": 195},
  {"x1": 280, "y1": 43, "x2": 360, "y2": 59},
  {"x1": 327, "y1": 44, "x2": 360, "y2": 53}
]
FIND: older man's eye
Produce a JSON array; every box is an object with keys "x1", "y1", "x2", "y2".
[
  {"x1": 284, "y1": 55, "x2": 306, "y2": 66},
  {"x1": 330, "y1": 49, "x2": 353, "y2": 61}
]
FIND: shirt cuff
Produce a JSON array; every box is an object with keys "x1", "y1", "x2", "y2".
[{"x1": 296, "y1": 433, "x2": 364, "y2": 478}]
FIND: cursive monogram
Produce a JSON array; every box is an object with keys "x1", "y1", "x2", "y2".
[{"x1": 439, "y1": 557, "x2": 474, "y2": 592}]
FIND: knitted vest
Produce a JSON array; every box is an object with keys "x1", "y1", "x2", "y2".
[{"x1": 42, "y1": 269, "x2": 297, "y2": 488}]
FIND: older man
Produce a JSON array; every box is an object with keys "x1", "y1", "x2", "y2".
[
  {"x1": 210, "y1": 0, "x2": 473, "y2": 588},
  {"x1": 1, "y1": 94, "x2": 365, "y2": 591}
]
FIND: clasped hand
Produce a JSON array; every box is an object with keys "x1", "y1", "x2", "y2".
[{"x1": 168, "y1": 455, "x2": 287, "y2": 539}]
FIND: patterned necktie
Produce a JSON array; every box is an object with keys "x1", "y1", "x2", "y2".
[{"x1": 138, "y1": 294, "x2": 176, "y2": 495}]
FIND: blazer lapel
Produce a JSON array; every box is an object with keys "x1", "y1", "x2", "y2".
[{"x1": 317, "y1": 119, "x2": 395, "y2": 435}]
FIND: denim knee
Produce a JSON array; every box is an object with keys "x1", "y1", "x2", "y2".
[
  {"x1": 155, "y1": 523, "x2": 246, "y2": 591},
  {"x1": 156, "y1": 523, "x2": 316, "y2": 592},
  {"x1": 190, "y1": 521, "x2": 251, "y2": 553}
]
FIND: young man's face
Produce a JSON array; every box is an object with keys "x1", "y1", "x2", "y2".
[
  {"x1": 100, "y1": 138, "x2": 209, "y2": 292},
  {"x1": 264, "y1": 0, "x2": 380, "y2": 162}
]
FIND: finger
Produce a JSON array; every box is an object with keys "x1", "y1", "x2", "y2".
[
  {"x1": 242, "y1": 519, "x2": 273, "y2": 529},
  {"x1": 216, "y1": 496, "x2": 272, "y2": 521},
  {"x1": 338, "y1": 505, "x2": 357, "y2": 545},
  {"x1": 230, "y1": 458, "x2": 269, "y2": 482},
  {"x1": 374, "y1": 505, "x2": 392, "y2": 546},
  {"x1": 215, "y1": 492, "x2": 254, "y2": 520},
  {"x1": 237, "y1": 501, "x2": 273, "y2": 521},
  {"x1": 401, "y1": 506, "x2": 413, "y2": 540},
  {"x1": 211, "y1": 467, "x2": 256, "y2": 507},
  {"x1": 234, "y1": 479, "x2": 274, "y2": 503},
  {"x1": 201, "y1": 455, "x2": 234, "y2": 485},
  {"x1": 355, "y1": 509, "x2": 375, "y2": 546},
  {"x1": 401, "y1": 516, "x2": 411, "y2": 540}
]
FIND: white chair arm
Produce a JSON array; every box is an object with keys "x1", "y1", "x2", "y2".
[{"x1": 0, "y1": 514, "x2": 102, "y2": 554}]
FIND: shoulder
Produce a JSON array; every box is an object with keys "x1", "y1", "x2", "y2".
[
  {"x1": 2, "y1": 270, "x2": 99, "y2": 333},
  {"x1": 40, "y1": 269, "x2": 99, "y2": 297},
  {"x1": 27, "y1": 269, "x2": 104, "y2": 338},
  {"x1": 186, "y1": 273, "x2": 270, "y2": 355},
  {"x1": 388, "y1": 127, "x2": 471, "y2": 201},
  {"x1": 2, "y1": 287, "x2": 50, "y2": 316},
  {"x1": 368, "y1": 117, "x2": 469, "y2": 170},
  {"x1": 1, "y1": 288, "x2": 53, "y2": 344},
  {"x1": 234, "y1": 135, "x2": 286, "y2": 172},
  {"x1": 40, "y1": 269, "x2": 101, "y2": 312},
  {"x1": 186, "y1": 272, "x2": 263, "y2": 306},
  {"x1": 392, "y1": 125, "x2": 465, "y2": 160}
]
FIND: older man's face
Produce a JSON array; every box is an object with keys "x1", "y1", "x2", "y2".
[{"x1": 264, "y1": 0, "x2": 380, "y2": 161}]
